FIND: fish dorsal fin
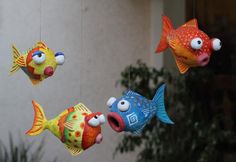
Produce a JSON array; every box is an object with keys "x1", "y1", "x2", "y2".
[
  {"x1": 74, "y1": 103, "x2": 92, "y2": 114},
  {"x1": 125, "y1": 90, "x2": 142, "y2": 97},
  {"x1": 64, "y1": 119, "x2": 77, "y2": 131},
  {"x1": 175, "y1": 58, "x2": 190, "y2": 74},
  {"x1": 182, "y1": 19, "x2": 198, "y2": 28},
  {"x1": 64, "y1": 144, "x2": 82, "y2": 156},
  {"x1": 35, "y1": 41, "x2": 47, "y2": 48}
]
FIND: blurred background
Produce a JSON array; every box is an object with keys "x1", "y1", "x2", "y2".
[{"x1": 0, "y1": 0, "x2": 235, "y2": 162}]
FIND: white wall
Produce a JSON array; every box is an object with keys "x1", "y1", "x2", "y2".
[
  {"x1": 150, "y1": 0, "x2": 163, "y2": 68},
  {"x1": 0, "y1": 0, "x2": 153, "y2": 162},
  {"x1": 163, "y1": 0, "x2": 186, "y2": 72}
]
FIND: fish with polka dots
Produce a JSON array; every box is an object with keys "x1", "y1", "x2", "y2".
[
  {"x1": 156, "y1": 15, "x2": 222, "y2": 74},
  {"x1": 26, "y1": 100, "x2": 105, "y2": 156}
]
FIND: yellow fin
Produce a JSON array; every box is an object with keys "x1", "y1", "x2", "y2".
[
  {"x1": 9, "y1": 45, "x2": 24, "y2": 75},
  {"x1": 175, "y1": 58, "x2": 189, "y2": 74},
  {"x1": 26, "y1": 100, "x2": 48, "y2": 136},
  {"x1": 16, "y1": 55, "x2": 26, "y2": 67},
  {"x1": 64, "y1": 120, "x2": 77, "y2": 131},
  {"x1": 65, "y1": 144, "x2": 82, "y2": 156},
  {"x1": 35, "y1": 41, "x2": 47, "y2": 48},
  {"x1": 74, "y1": 103, "x2": 92, "y2": 114}
]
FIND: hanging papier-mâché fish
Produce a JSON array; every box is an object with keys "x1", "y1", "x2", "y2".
[
  {"x1": 106, "y1": 84, "x2": 173, "y2": 135},
  {"x1": 9, "y1": 41, "x2": 65, "y2": 85},
  {"x1": 156, "y1": 15, "x2": 222, "y2": 74},
  {"x1": 26, "y1": 100, "x2": 105, "y2": 156}
]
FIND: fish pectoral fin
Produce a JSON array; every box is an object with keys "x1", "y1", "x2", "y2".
[
  {"x1": 64, "y1": 120, "x2": 77, "y2": 131},
  {"x1": 133, "y1": 125, "x2": 145, "y2": 135},
  {"x1": 65, "y1": 144, "x2": 82, "y2": 156},
  {"x1": 168, "y1": 38, "x2": 182, "y2": 53},
  {"x1": 175, "y1": 58, "x2": 190, "y2": 74},
  {"x1": 74, "y1": 103, "x2": 92, "y2": 114}
]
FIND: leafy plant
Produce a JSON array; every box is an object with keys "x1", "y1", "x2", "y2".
[
  {"x1": 0, "y1": 133, "x2": 57, "y2": 162},
  {"x1": 115, "y1": 60, "x2": 236, "y2": 162}
]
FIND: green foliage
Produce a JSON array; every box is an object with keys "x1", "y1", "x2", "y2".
[
  {"x1": 115, "y1": 60, "x2": 236, "y2": 162},
  {"x1": 0, "y1": 133, "x2": 56, "y2": 162}
]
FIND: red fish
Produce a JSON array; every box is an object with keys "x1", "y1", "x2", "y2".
[{"x1": 156, "y1": 15, "x2": 222, "y2": 74}]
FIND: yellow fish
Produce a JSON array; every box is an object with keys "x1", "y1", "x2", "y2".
[
  {"x1": 26, "y1": 100, "x2": 105, "y2": 156},
  {"x1": 9, "y1": 41, "x2": 65, "y2": 85}
]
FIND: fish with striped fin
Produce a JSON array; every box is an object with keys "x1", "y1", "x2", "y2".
[
  {"x1": 9, "y1": 41, "x2": 65, "y2": 85},
  {"x1": 106, "y1": 84, "x2": 173, "y2": 134},
  {"x1": 26, "y1": 100, "x2": 105, "y2": 156}
]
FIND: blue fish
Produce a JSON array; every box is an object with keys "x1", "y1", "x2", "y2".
[{"x1": 106, "y1": 84, "x2": 174, "y2": 134}]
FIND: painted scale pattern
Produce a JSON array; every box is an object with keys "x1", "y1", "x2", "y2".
[
  {"x1": 169, "y1": 27, "x2": 212, "y2": 56},
  {"x1": 46, "y1": 104, "x2": 91, "y2": 153},
  {"x1": 125, "y1": 91, "x2": 156, "y2": 122}
]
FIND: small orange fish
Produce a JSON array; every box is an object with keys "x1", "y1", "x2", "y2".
[{"x1": 156, "y1": 15, "x2": 222, "y2": 74}]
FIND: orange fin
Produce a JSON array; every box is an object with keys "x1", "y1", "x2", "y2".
[
  {"x1": 175, "y1": 58, "x2": 189, "y2": 74},
  {"x1": 26, "y1": 100, "x2": 48, "y2": 136},
  {"x1": 156, "y1": 15, "x2": 174, "y2": 53},
  {"x1": 29, "y1": 78, "x2": 41, "y2": 85},
  {"x1": 181, "y1": 19, "x2": 198, "y2": 28}
]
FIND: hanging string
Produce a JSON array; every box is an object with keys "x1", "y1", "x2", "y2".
[
  {"x1": 128, "y1": 65, "x2": 131, "y2": 90},
  {"x1": 39, "y1": 0, "x2": 42, "y2": 41},
  {"x1": 80, "y1": 0, "x2": 84, "y2": 99},
  {"x1": 192, "y1": 0, "x2": 196, "y2": 18}
]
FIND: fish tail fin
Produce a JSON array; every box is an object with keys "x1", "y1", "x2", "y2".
[
  {"x1": 155, "y1": 15, "x2": 173, "y2": 53},
  {"x1": 9, "y1": 45, "x2": 21, "y2": 75},
  {"x1": 26, "y1": 100, "x2": 48, "y2": 136},
  {"x1": 152, "y1": 84, "x2": 174, "y2": 124}
]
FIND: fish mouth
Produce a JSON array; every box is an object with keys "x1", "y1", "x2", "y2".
[
  {"x1": 107, "y1": 112, "x2": 125, "y2": 132},
  {"x1": 197, "y1": 53, "x2": 210, "y2": 67},
  {"x1": 44, "y1": 66, "x2": 54, "y2": 76}
]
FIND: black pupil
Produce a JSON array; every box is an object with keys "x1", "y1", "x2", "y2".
[
  {"x1": 121, "y1": 101, "x2": 125, "y2": 105},
  {"x1": 197, "y1": 40, "x2": 201, "y2": 44},
  {"x1": 38, "y1": 53, "x2": 42, "y2": 57},
  {"x1": 94, "y1": 115, "x2": 98, "y2": 119}
]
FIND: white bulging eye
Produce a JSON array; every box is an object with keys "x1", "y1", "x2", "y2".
[
  {"x1": 32, "y1": 51, "x2": 46, "y2": 64},
  {"x1": 117, "y1": 100, "x2": 130, "y2": 112},
  {"x1": 212, "y1": 38, "x2": 221, "y2": 51},
  {"x1": 98, "y1": 114, "x2": 106, "y2": 124},
  {"x1": 190, "y1": 37, "x2": 203, "y2": 50},
  {"x1": 107, "y1": 97, "x2": 116, "y2": 107},
  {"x1": 55, "y1": 52, "x2": 65, "y2": 65},
  {"x1": 88, "y1": 115, "x2": 100, "y2": 127}
]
